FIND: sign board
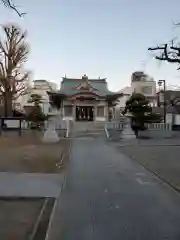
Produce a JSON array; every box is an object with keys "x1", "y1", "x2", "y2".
[{"x1": 4, "y1": 120, "x2": 19, "y2": 128}]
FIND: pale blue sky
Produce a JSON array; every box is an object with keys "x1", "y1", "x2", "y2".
[{"x1": 0, "y1": 0, "x2": 180, "y2": 91}]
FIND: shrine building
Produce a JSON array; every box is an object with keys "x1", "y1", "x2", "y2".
[{"x1": 47, "y1": 75, "x2": 120, "y2": 122}]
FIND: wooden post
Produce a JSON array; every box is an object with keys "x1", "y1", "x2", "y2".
[
  {"x1": 19, "y1": 119, "x2": 22, "y2": 136},
  {"x1": 0, "y1": 118, "x2": 2, "y2": 136}
]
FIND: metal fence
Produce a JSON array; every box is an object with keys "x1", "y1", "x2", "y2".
[
  {"x1": 105, "y1": 122, "x2": 172, "y2": 131},
  {"x1": 104, "y1": 121, "x2": 174, "y2": 140},
  {"x1": 105, "y1": 122, "x2": 125, "y2": 130},
  {"x1": 145, "y1": 123, "x2": 172, "y2": 131},
  {"x1": 0, "y1": 117, "x2": 70, "y2": 138}
]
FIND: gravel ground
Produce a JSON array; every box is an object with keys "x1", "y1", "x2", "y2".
[
  {"x1": 118, "y1": 144, "x2": 180, "y2": 190},
  {"x1": 0, "y1": 131, "x2": 71, "y2": 173},
  {"x1": 0, "y1": 198, "x2": 44, "y2": 240}
]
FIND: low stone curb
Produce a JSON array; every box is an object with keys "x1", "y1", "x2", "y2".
[
  {"x1": 44, "y1": 138, "x2": 72, "y2": 240},
  {"x1": 30, "y1": 198, "x2": 49, "y2": 240},
  {"x1": 44, "y1": 173, "x2": 66, "y2": 240}
]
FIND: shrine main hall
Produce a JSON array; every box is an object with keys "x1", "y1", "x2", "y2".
[{"x1": 48, "y1": 75, "x2": 120, "y2": 122}]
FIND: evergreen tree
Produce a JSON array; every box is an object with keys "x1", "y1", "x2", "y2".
[{"x1": 123, "y1": 93, "x2": 161, "y2": 136}]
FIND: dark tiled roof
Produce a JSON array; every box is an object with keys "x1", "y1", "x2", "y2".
[
  {"x1": 34, "y1": 79, "x2": 48, "y2": 82},
  {"x1": 54, "y1": 77, "x2": 117, "y2": 97}
]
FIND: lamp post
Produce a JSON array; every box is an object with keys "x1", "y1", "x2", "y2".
[{"x1": 158, "y1": 80, "x2": 166, "y2": 123}]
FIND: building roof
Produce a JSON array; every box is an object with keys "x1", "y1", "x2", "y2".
[
  {"x1": 118, "y1": 86, "x2": 132, "y2": 95},
  {"x1": 34, "y1": 79, "x2": 48, "y2": 83},
  {"x1": 131, "y1": 71, "x2": 154, "y2": 82},
  {"x1": 50, "y1": 75, "x2": 118, "y2": 97},
  {"x1": 158, "y1": 90, "x2": 180, "y2": 102}
]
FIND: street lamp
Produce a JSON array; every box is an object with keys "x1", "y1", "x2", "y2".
[{"x1": 158, "y1": 80, "x2": 166, "y2": 123}]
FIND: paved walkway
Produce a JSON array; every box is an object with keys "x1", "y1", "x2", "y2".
[
  {"x1": 47, "y1": 136, "x2": 180, "y2": 240},
  {"x1": 0, "y1": 172, "x2": 64, "y2": 197}
]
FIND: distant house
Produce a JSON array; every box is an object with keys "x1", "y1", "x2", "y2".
[
  {"x1": 115, "y1": 71, "x2": 157, "y2": 119},
  {"x1": 16, "y1": 79, "x2": 57, "y2": 115},
  {"x1": 0, "y1": 107, "x2": 26, "y2": 117},
  {"x1": 0, "y1": 97, "x2": 26, "y2": 118},
  {"x1": 114, "y1": 86, "x2": 131, "y2": 119},
  {"x1": 152, "y1": 106, "x2": 180, "y2": 125},
  {"x1": 157, "y1": 90, "x2": 180, "y2": 106},
  {"x1": 155, "y1": 90, "x2": 180, "y2": 124}
]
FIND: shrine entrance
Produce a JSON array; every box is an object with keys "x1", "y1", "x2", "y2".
[{"x1": 76, "y1": 106, "x2": 94, "y2": 121}]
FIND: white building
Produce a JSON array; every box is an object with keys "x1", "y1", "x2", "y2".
[
  {"x1": 16, "y1": 79, "x2": 57, "y2": 115},
  {"x1": 116, "y1": 86, "x2": 131, "y2": 112},
  {"x1": 131, "y1": 72, "x2": 157, "y2": 106},
  {"x1": 115, "y1": 71, "x2": 157, "y2": 117}
]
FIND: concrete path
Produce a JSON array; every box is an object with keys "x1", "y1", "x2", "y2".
[
  {"x1": 47, "y1": 136, "x2": 180, "y2": 240},
  {"x1": 0, "y1": 172, "x2": 64, "y2": 197}
]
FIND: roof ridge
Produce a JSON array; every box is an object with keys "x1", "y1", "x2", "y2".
[{"x1": 62, "y1": 77, "x2": 106, "y2": 81}]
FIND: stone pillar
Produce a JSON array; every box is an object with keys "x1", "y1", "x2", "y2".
[
  {"x1": 94, "y1": 105, "x2": 97, "y2": 122},
  {"x1": 60, "y1": 100, "x2": 63, "y2": 118},
  {"x1": 113, "y1": 107, "x2": 116, "y2": 119},
  {"x1": 103, "y1": 106, "x2": 105, "y2": 117},
  {"x1": 62, "y1": 101, "x2": 65, "y2": 118},
  {"x1": 73, "y1": 105, "x2": 76, "y2": 121},
  {"x1": 104, "y1": 104, "x2": 107, "y2": 120}
]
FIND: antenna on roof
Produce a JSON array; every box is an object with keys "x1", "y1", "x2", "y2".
[{"x1": 64, "y1": 74, "x2": 67, "y2": 78}]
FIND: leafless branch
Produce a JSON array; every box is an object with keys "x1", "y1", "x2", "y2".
[
  {"x1": 148, "y1": 41, "x2": 180, "y2": 70},
  {"x1": 1, "y1": 0, "x2": 26, "y2": 17},
  {"x1": 0, "y1": 24, "x2": 30, "y2": 114}
]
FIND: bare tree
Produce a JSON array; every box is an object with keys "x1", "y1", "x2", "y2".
[
  {"x1": 0, "y1": 24, "x2": 30, "y2": 116},
  {"x1": 1, "y1": 0, "x2": 25, "y2": 17},
  {"x1": 148, "y1": 39, "x2": 180, "y2": 70}
]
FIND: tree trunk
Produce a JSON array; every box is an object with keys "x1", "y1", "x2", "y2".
[{"x1": 4, "y1": 92, "x2": 13, "y2": 117}]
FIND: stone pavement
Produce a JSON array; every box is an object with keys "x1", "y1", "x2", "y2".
[
  {"x1": 0, "y1": 172, "x2": 64, "y2": 197},
  {"x1": 117, "y1": 142, "x2": 180, "y2": 191},
  {"x1": 47, "y1": 135, "x2": 180, "y2": 240},
  {"x1": 109, "y1": 137, "x2": 180, "y2": 147}
]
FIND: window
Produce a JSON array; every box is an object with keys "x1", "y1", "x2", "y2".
[
  {"x1": 97, "y1": 106, "x2": 104, "y2": 117},
  {"x1": 141, "y1": 86, "x2": 152, "y2": 95}
]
